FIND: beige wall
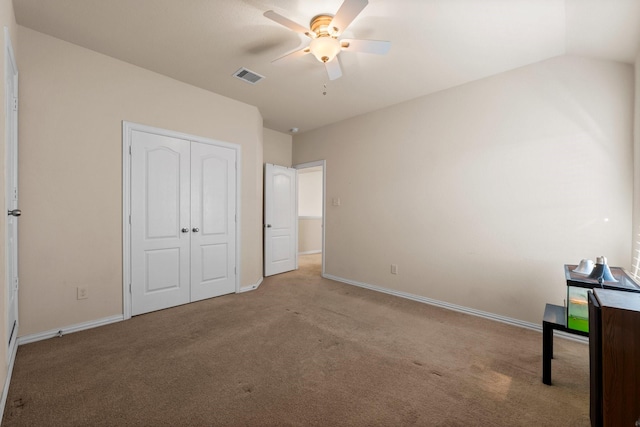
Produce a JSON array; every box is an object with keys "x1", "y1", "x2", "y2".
[
  {"x1": 0, "y1": 0, "x2": 17, "y2": 400},
  {"x1": 298, "y1": 169, "x2": 323, "y2": 216},
  {"x1": 298, "y1": 168, "x2": 323, "y2": 254},
  {"x1": 298, "y1": 219, "x2": 322, "y2": 254},
  {"x1": 17, "y1": 27, "x2": 264, "y2": 336},
  {"x1": 293, "y1": 56, "x2": 634, "y2": 324},
  {"x1": 263, "y1": 128, "x2": 292, "y2": 167}
]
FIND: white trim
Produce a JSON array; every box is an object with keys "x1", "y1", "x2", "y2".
[
  {"x1": 298, "y1": 250, "x2": 322, "y2": 255},
  {"x1": 0, "y1": 332, "x2": 17, "y2": 423},
  {"x1": 294, "y1": 161, "x2": 325, "y2": 169},
  {"x1": 293, "y1": 160, "x2": 326, "y2": 277},
  {"x1": 240, "y1": 277, "x2": 263, "y2": 293},
  {"x1": 122, "y1": 121, "x2": 242, "y2": 319},
  {"x1": 0, "y1": 27, "x2": 18, "y2": 424},
  {"x1": 122, "y1": 123, "x2": 131, "y2": 319},
  {"x1": 4, "y1": 26, "x2": 18, "y2": 364},
  {"x1": 554, "y1": 330, "x2": 589, "y2": 344},
  {"x1": 298, "y1": 216, "x2": 322, "y2": 220},
  {"x1": 17, "y1": 314, "x2": 124, "y2": 346},
  {"x1": 235, "y1": 149, "x2": 243, "y2": 293},
  {"x1": 322, "y1": 273, "x2": 589, "y2": 344}
]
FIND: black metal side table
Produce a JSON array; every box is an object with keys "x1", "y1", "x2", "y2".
[{"x1": 542, "y1": 303, "x2": 588, "y2": 385}]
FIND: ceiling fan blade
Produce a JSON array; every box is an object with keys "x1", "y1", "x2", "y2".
[
  {"x1": 264, "y1": 10, "x2": 315, "y2": 38},
  {"x1": 272, "y1": 47, "x2": 311, "y2": 64},
  {"x1": 329, "y1": 0, "x2": 368, "y2": 36},
  {"x1": 340, "y1": 39, "x2": 391, "y2": 55},
  {"x1": 325, "y1": 59, "x2": 342, "y2": 81}
]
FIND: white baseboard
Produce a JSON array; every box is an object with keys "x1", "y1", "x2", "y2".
[
  {"x1": 240, "y1": 277, "x2": 263, "y2": 293},
  {"x1": 553, "y1": 330, "x2": 589, "y2": 343},
  {"x1": 0, "y1": 338, "x2": 18, "y2": 422},
  {"x1": 298, "y1": 250, "x2": 322, "y2": 255},
  {"x1": 322, "y1": 273, "x2": 588, "y2": 344},
  {"x1": 17, "y1": 314, "x2": 124, "y2": 346},
  {"x1": 16, "y1": 278, "x2": 267, "y2": 346}
]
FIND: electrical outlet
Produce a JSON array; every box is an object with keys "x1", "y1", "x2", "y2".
[
  {"x1": 391, "y1": 264, "x2": 398, "y2": 275},
  {"x1": 77, "y1": 286, "x2": 88, "y2": 300}
]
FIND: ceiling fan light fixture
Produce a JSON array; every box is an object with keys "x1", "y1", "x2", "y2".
[
  {"x1": 309, "y1": 36, "x2": 341, "y2": 63},
  {"x1": 264, "y1": 0, "x2": 390, "y2": 80}
]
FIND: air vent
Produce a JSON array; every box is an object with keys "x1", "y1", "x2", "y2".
[{"x1": 233, "y1": 67, "x2": 265, "y2": 84}]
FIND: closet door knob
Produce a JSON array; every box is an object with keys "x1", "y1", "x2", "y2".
[
  {"x1": 192, "y1": 227, "x2": 200, "y2": 233},
  {"x1": 181, "y1": 228, "x2": 189, "y2": 233}
]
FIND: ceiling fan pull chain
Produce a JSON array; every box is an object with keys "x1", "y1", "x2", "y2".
[{"x1": 323, "y1": 83, "x2": 327, "y2": 96}]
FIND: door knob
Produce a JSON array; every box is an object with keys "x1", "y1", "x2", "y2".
[
  {"x1": 192, "y1": 227, "x2": 199, "y2": 232},
  {"x1": 265, "y1": 224, "x2": 272, "y2": 228},
  {"x1": 7, "y1": 209, "x2": 21, "y2": 217},
  {"x1": 181, "y1": 228, "x2": 189, "y2": 233}
]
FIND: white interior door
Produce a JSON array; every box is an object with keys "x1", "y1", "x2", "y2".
[
  {"x1": 5, "y1": 28, "x2": 19, "y2": 355},
  {"x1": 190, "y1": 142, "x2": 236, "y2": 301},
  {"x1": 130, "y1": 129, "x2": 237, "y2": 316},
  {"x1": 131, "y1": 131, "x2": 191, "y2": 316},
  {"x1": 264, "y1": 164, "x2": 297, "y2": 276}
]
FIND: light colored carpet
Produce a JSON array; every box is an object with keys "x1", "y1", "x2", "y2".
[{"x1": 3, "y1": 254, "x2": 589, "y2": 426}]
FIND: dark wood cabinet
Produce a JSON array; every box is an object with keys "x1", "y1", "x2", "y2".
[{"x1": 589, "y1": 289, "x2": 640, "y2": 427}]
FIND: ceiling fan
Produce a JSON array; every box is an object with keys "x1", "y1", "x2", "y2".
[{"x1": 264, "y1": 0, "x2": 391, "y2": 80}]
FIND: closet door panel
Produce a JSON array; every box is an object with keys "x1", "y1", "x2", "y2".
[
  {"x1": 130, "y1": 130, "x2": 191, "y2": 315},
  {"x1": 190, "y1": 142, "x2": 237, "y2": 301}
]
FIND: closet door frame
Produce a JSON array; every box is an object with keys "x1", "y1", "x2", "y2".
[{"x1": 122, "y1": 121, "x2": 242, "y2": 320}]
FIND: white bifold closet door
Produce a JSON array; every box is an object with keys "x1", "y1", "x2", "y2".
[{"x1": 130, "y1": 130, "x2": 236, "y2": 316}]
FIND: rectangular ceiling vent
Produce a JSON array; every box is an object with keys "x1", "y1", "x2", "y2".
[{"x1": 233, "y1": 67, "x2": 265, "y2": 85}]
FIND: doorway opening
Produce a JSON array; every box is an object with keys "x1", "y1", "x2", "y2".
[{"x1": 294, "y1": 160, "x2": 325, "y2": 277}]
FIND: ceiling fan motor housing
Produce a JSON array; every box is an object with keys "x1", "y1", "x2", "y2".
[{"x1": 310, "y1": 14, "x2": 336, "y2": 36}]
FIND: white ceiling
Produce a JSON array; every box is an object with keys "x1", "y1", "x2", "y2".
[{"x1": 13, "y1": 0, "x2": 640, "y2": 134}]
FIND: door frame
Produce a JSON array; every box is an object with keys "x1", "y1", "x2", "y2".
[
  {"x1": 4, "y1": 26, "x2": 18, "y2": 361},
  {"x1": 293, "y1": 160, "x2": 326, "y2": 277},
  {"x1": 122, "y1": 121, "x2": 242, "y2": 320}
]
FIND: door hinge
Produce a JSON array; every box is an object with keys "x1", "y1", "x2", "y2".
[
  {"x1": 12, "y1": 97, "x2": 17, "y2": 111},
  {"x1": 234, "y1": 266, "x2": 237, "y2": 275},
  {"x1": 129, "y1": 146, "x2": 132, "y2": 155},
  {"x1": 129, "y1": 214, "x2": 131, "y2": 225},
  {"x1": 129, "y1": 283, "x2": 132, "y2": 293}
]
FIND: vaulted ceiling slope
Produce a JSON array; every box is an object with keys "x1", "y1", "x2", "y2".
[{"x1": 13, "y1": 0, "x2": 640, "y2": 134}]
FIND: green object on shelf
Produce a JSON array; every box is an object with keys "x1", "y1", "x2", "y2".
[
  {"x1": 567, "y1": 286, "x2": 589, "y2": 333},
  {"x1": 568, "y1": 316, "x2": 589, "y2": 333}
]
